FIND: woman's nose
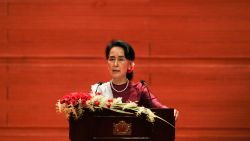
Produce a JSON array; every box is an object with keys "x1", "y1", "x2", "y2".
[{"x1": 114, "y1": 59, "x2": 118, "y2": 66}]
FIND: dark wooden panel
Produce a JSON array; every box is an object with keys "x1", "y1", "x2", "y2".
[
  {"x1": 149, "y1": 64, "x2": 250, "y2": 128},
  {"x1": 8, "y1": 0, "x2": 150, "y2": 16},
  {"x1": 8, "y1": 29, "x2": 149, "y2": 42},
  {"x1": 1, "y1": 41, "x2": 149, "y2": 57}
]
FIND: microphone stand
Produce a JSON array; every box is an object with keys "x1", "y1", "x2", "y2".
[
  {"x1": 140, "y1": 80, "x2": 154, "y2": 108},
  {"x1": 95, "y1": 81, "x2": 103, "y2": 94}
]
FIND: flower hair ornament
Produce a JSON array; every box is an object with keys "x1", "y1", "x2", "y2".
[{"x1": 127, "y1": 62, "x2": 135, "y2": 73}]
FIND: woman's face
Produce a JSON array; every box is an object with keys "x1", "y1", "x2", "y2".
[{"x1": 107, "y1": 47, "x2": 131, "y2": 81}]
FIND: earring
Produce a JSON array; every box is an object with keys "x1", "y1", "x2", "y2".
[{"x1": 127, "y1": 62, "x2": 135, "y2": 73}]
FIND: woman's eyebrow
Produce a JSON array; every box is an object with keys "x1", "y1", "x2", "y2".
[{"x1": 109, "y1": 56, "x2": 125, "y2": 57}]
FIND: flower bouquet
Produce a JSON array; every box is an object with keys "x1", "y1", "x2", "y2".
[{"x1": 56, "y1": 92, "x2": 174, "y2": 128}]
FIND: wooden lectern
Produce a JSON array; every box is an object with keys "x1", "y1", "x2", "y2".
[{"x1": 69, "y1": 108, "x2": 175, "y2": 141}]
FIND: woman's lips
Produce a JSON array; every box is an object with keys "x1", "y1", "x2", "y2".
[{"x1": 112, "y1": 70, "x2": 120, "y2": 72}]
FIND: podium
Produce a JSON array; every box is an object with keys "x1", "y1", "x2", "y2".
[{"x1": 69, "y1": 108, "x2": 175, "y2": 141}]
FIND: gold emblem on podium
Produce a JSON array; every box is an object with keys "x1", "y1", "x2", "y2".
[{"x1": 113, "y1": 120, "x2": 132, "y2": 135}]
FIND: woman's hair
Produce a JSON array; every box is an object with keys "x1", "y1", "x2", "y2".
[{"x1": 105, "y1": 40, "x2": 135, "y2": 80}]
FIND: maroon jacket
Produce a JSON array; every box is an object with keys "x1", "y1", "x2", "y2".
[{"x1": 111, "y1": 81, "x2": 167, "y2": 108}]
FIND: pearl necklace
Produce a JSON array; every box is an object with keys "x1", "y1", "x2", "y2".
[{"x1": 110, "y1": 80, "x2": 129, "y2": 93}]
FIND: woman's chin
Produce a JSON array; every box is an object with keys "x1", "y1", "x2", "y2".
[{"x1": 111, "y1": 73, "x2": 123, "y2": 79}]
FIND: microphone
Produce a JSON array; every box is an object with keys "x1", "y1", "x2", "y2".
[
  {"x1": 140, "y1": 80, "x2": 145, "y2": 85},
  {"x1": 95, "y1": 81, "x2": 103, "y2": 94},
  {"x1": 140, "y1": 80, "x2": 153, "y2": 108}
]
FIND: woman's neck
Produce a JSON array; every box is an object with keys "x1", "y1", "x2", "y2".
[{"x1": 111, "y1": 78, "x2": 128, "y2": 85}]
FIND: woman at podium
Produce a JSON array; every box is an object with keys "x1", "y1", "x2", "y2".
[{"x1": 91, "y1": 40, "x2": 179, "y2": 120}]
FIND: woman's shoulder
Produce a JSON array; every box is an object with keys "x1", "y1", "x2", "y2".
[
  {"x1": 130, "y1": 80, "x2": 146, "y2": 91},
  {"x1": 92, "y1": 81, "x2": 110, "y2": 86},
  {"x1": 91, "y1": 81, "x2": 113, "y2": 99},
  {"x1": 91, "y1": 80, "x2": 146, "y2": 92},
  {"x1": 91, "y1": 81, "x2": 110, "y2": 89}
]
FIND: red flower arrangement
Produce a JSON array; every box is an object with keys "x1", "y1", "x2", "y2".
[{"x1": 56, "y1": 92, "x2": 174, "y2": 127}]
